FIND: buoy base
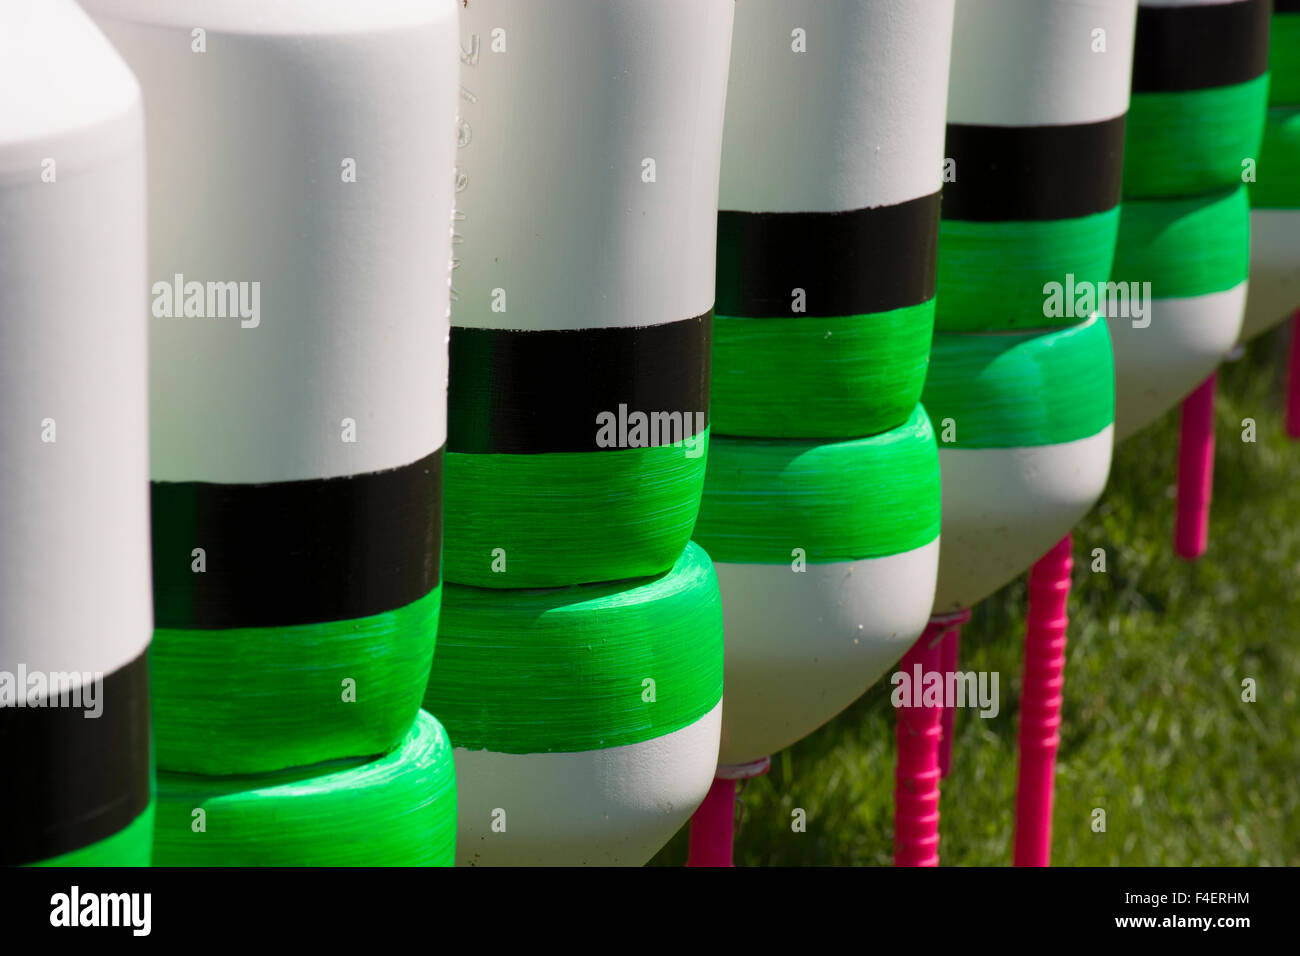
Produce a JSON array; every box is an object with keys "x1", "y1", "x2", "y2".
[
  {"x1": 1240, "y1": 209, "x2": 1300, "y2": 344},
  {"x1": 932, "y1": 430, "x2": 1112, "y2": 612},
  {"x1": 454, "y1": 702, "x2": 721, "y2": 866},
  {"x1": 713, "y1": 541, "x2": 940, "y2": 767}
]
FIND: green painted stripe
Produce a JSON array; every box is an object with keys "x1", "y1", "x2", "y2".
[
  {"x1": 153, "y1": 584, "x2": 440, "y2": 775},
  {"x1": 935, "y1": 207, "x2": 1120, "y2": 333},
  {"x1": 444, "y1": 434, "x2": 708, "y2": 588},
  {"x1": 922, "y1": 317, "x2": 1115, "y2": 449},
  {"x1": 426, "y1": 542, "x2": 723, "y2": 755},
  {"x1": 711, "y1": 299, "x2": 933, "y2": 439},
  {"x1": 153, "y1": 710, "x2": 456, "y2": 867},
  {"x1": 1112, "y1": 186, "x2": 1250, "y2": 300},
  {"x1": 1123, "y1": 75, "x2": 1270, "y2": 198},
  {"x1": 1249, "y1": 107, "x2": 1300, "y2": 208},
  {"x1": 693, "y1": 404, "x2": 939, "y2": 564},
  {"x1": 1270, "y1": 15, "x2": 1300, "y2": 106},
  {"x1": 28, "y1": 803, "x2": 154, "y2": 867}
]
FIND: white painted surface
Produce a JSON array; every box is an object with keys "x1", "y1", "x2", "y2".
[
  {"x1": 1109, "y1": 285, "x2": 1247, "y2": 440},
  {"x1": 713, "y1": 540, "x2": 940, "y2": 766},
  {"x1": 0, "y1": 0, "x2": 151, "y2": 682},
  {"x1": 452, "y1": 0, "x2": 735, "y2": 331},
  {"x1": 933, "y1": 429, "x2": 1114, "y2": 612},
  {"x1": 1240, "y1": 210, "x2": 1300, "y2": 343},
  {"x1": 86, "y1": 0, "x2": 459, "y2": 482},
  {"x1": 948, "y1": 0, "x2": 1136, "y2": 127},
  {"x1": 719, "y1": 0, "x2": 955, "y2": 212},
  {"x1": 453, "y1": 702, "x2": 722, "y2": 866},
  {"x1": 1139, "y1": 0, "x2": 1246, "y2": 7},
  {"x1": 80, "y1": 0, "x2": 453, "y2": 32}
]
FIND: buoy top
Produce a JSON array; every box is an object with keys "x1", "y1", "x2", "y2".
[
  {"x1": 719, "y1": 0, "x2": 954, "y2": 213},
  {"x1": 78, "y1": 0, "x2": 457, "y2": 35},
  {"x1": 947, "y1": 0, "x2": 1136, "y2": 127},
  {"x1": 0, "y1": 0, "x2": 139, "y2": 164}
]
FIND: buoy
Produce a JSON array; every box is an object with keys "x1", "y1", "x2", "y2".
[
  {"x1": 1241, "y1": 1, "x2": 1300, "y2": 342},
  {"x1": 695, "y1": 407, "x2": 943, "y2": 767},
  {"x1": 1111, "y1": 0, "x2": 1269, "y2": 427},
  {"x1": 433, "y1": 0, "x2": 734, "y2": 866},
  {"x1": 0, "y1": 0, "x2": 152, "y2": 866},
  {"x1": 1241, "y1": 108, "x2": 1300, "y2": 342},
  {"x1": 915, "y1": 0, "x2": 1133, "y2": 866},
  {"x1": 1109, "y1": 0, "x2": 1270, "y2": 560},
  {"x1": 84, "y1": 0, "x2": 462, "y2": 777},
  {"x1": 682, "y1": 0, "x2": 954, "y2": 866},
  {"x1": 1108, "y1": 187, "x2": 1250, "y2": 441}
]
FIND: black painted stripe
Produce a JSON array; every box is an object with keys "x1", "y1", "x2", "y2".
[
  {"x1": 715, "y1": 192, "x2": 939, "y2": 319},
  {"x1": 941, "y1": 116, "x2": 1126, "y2": 222},
  {"x1": 1132, "y1": 0, "x2": 1270, "y2": 92},
  {"x1": 0, "y1": 651, "x2": 150, "y2": 865},
  {"x1": 447, "y1": 314, "x2": 710, "y2": 454},
  {"x1": 151, "y1": 448, "x2": 443, "y2": 630},
  {"x1": 1278, "y1": 0, "x2": 1300, "y2": 13}
]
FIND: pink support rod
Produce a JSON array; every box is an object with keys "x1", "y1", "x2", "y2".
[
  {"x1": 686, "y1": 777, "x2": 736, "y2": 867},
  {"x1": 1013, "y1": 534, "x2": 1073, "y2": 868},
  {"x1": 937, "y1": 611, "x2": 971, "y2": 779},
  {"x1": 894, "y1": 619, "x2": 949, "y2": 867},
  {"x1": 1174, "y1": 373, "x2": 1217, "y2": 561},
  {"x1": 684, "y1": 758, "x2": 769, "y2": 867},
  {"x1": 1287, "y1": 312, "x2": 1300, "y2": 440}
]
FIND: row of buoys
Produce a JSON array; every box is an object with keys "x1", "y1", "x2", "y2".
[{"x1": 6, "y1": 0, "x2": 1296, "y2": 868}]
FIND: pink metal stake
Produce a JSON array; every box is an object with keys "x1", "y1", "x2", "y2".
[
  {"x1": 1174, "y1": 373, "x2": 1217, "y2": 560},
  {"x1": 685, "y1": 758, "x2": 770, "y2": 867},
  {"x1": 937, "y1": 610, "x2": 971, "y2": 779},
  {"x1": 1287, "y1": 312, "x2": 1300, "y2": 440},
  {"x1": 686, "y1": 777, "x2": 736, "y2": 867},
  {"x1": 1013, "y1": 534, "x2": 1073, "y2": 867},
  {"x1": 894, "y1": 619, "x2": 949, "y2": 867}
]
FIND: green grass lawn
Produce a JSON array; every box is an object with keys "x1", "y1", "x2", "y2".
[{"x1": 652, "y1": 322, "x2": 1300, "y2": 867}]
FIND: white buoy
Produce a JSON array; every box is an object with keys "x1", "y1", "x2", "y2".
[
  {"x1": 426, "y1": 0, "x2": 734, "y2": 867},
  {"x1": 1110, "y1": 0, "x2": 1269, "y2": 433},
  {"x1": 0, "y1": 0, "x2": 152, "y2": 865},
  {"x1": 1240, "y1": 99, "x2": 1300, "y2": 341},
  {"x1": 84, "y1": 0, "x2": 461, "y2": 775},
  {"x1": 697, "y1": 0, "x2": 953, "y2": 771}
]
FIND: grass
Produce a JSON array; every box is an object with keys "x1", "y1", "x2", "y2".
[{"x1": 651, "y1": 321, "x2": 1300, "y2": 867}]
